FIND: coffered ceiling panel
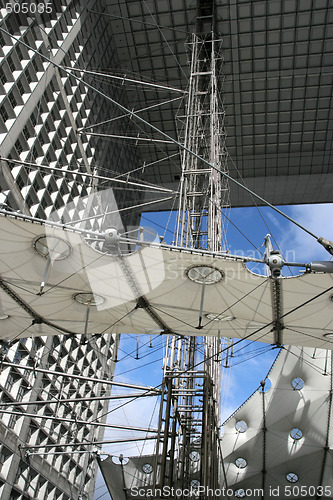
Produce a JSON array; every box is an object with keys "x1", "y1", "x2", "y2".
[{"x1": 99, "y1": 0, "x2": 333, "y2": 207}]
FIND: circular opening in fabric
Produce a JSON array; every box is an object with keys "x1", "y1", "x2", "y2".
[
  {"x1": 235, "y1": 420, "x2": 247, "y2": 433},
  {"x1": 34, "y1": 235, "x2": 72, "y2": 260},
  {"x1": 205, "y1": 313, "x2": 235, "y2": 321},
  {"x1": 235, "y1": 457, "x2": 247, "y2": 469},
  {"x1": 190, "y1": 479, "x2": 200, "y2": 495},
  {"x1": 187, "y1": 266, "x2": 224, "y2": 285},
  {"x1": 323, "y1": 333, "x2": 333, "y2": 338},
  {"x1": 73, "y1": 292, "x2": 105, "y2": 306},
  {"x1": 142, "y1": 463, "x2": 153, "y2": 474},
  {"x1": 291, "y1": 377, "x2": 304, "y2": 390},
  {"x1": 286, "y1": 472, "x2": 299, "y2": 483},
  {"x1": 191, "y1": 437, "x2": 201, "y2": 445},
  {"x1": 290, "y1": 428, "x2": 303, "y2": 441},
  {"x1": 191, "y1": 479, "x2": 200, "y2": 485},
  {"x1": 112, "y1": 456, "x2": 129, "y2": 465},
  {"x1": 189, "y1": 451, "x2": 200, "y2": 462}
]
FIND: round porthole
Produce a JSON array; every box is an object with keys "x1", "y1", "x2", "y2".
[
  {"x1": 189, "y1": 451, "x2": 200, "y2": 462},
  {"x1": 235, "y1": 420, "x2": 247, "y2": 433},
  {"x1": 112, "y1": 455, "x2": 129, "y2": 465},
  {"x1": 34, "y1": 235, "x2": 72, "y2": 260},
  {"x1": 190, "y1": 480, "x2": 200, "y2": 497},
  {"x1": 191, "y1": 480, "x2": 200, "y2": 487},
  {"x1": 187, "y1": 266, "x2": 224, "y2": 284},
  {"x1": 323, "y1": 333, "x2": 333, "y2": 338},
  {"x1": 191, "y1": 437, "x2": 201, "y2": 446},
  {"x1": 73, "y1": 293, "x2": 105, "y2": 306},
  {"x1": 290, "y1": 428, "x2": 302, "y2": 441},
  {"x1": 142, "y1": 463, "x2": 153, "y2": 474},
  {"x1": 235, "y1": 490, "x2": 246, "y2": 498},
  {"x1": 286, "y1": 472, "x2": 299, "y2": 483},
  {"x1": 235, "y1": 457, "x2": 247, "y2": 469},
  {"x1": 205, "y1": 313, "x2": 235, "y2": 321},
  {"x1": 291, "y1": 377, "x2": 304, "y2": 390}
]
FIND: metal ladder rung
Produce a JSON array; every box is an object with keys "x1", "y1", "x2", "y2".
[
  {"x1": 184, "y1": 169, "x2": 212, "y2": 174},
  {"x1": 192, "y1": 71, "x2": 212, "y2": 76}
]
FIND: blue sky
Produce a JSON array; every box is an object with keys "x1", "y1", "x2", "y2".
[
  {"x1": 138, "y1": 203, "x2": 333, "y2": 411},
  {"x1": 94, "y1": 202, "x2": 333, "y2": 499},
  {"x1": 141, "y1": 203, "x2": 333, "y2": 265}
]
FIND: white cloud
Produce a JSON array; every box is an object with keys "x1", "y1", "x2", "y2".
[
  {"x1": 266, "y1": 211, "x2": 280, "y2": 228},
  {"x1": 280, "y1": 204, "x2": 333, "y2": 263}
]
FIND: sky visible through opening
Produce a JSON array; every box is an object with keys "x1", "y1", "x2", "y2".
[{"x1": 94, "y1": 202, "x2": 333, "y2": 499}]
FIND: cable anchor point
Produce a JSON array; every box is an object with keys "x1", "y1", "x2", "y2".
[{"x1": 317, "y1": 236, "x2": 333, "y2": 256}]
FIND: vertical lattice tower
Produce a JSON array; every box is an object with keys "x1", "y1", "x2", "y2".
[{"x1": 153, "y1": 0, "x2": 230, "y2": 495}]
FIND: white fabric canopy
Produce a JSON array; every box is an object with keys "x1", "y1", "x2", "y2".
[
  {"x1": 98, "y1": 455, "x2": 164, "y2": 500},
  {"x1": 0, "y1": 213, "x2": 333, "y2": 348},
  {"x1": 222, "y1": 346, "x2": 333, "y2": 498}
]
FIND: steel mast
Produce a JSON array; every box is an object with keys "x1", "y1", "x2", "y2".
[{"x1": 153, "y1": 0, "x2": 231, "y2": 496}]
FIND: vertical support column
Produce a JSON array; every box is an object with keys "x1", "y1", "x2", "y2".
[{"x1": 157, "y1": 0, "x2": 229, "y2": 491}]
